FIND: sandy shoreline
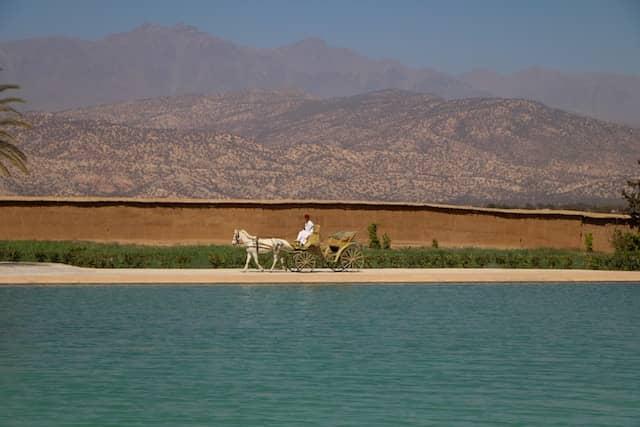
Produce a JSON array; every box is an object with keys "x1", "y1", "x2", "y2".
[{"x1": 1, "y1": 262, "x2": 640, "y2": 285}]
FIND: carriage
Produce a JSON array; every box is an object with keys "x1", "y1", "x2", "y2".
[{"x1": 288, "y1": 225, "x2": 365, "y2": 272}]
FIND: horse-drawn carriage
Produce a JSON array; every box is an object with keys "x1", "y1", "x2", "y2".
[{"x1": 288, "y1": 225, "x2": 365, "y2": 272}]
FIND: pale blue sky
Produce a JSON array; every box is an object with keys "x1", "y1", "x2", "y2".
[{"x1": 0, "y1": 0, "x2": 638, "y2": 74}]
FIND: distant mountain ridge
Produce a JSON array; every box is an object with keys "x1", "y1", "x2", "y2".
[
  {"x1": 1, "y1": 23, "x2": 638, "y2": 126},
  {"x1": 2, "y1": 89, "x2": 638, "y2": 205},
  {"x1": 0, "y1": 23, "x2": 482, "y2": 110},
  {"x1": 461, "y1": 67, "x2": 640, "y2": 129}
]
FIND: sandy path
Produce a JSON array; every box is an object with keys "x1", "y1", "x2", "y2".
[{"x1": 1, "y1": 262, "x2": 640, "y2": 284}]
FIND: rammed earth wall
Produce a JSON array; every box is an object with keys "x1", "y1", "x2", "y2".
[{"x1": 0, "y1": 197, "x2": 631, "y2": 253}]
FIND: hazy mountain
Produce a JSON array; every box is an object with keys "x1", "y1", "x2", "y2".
[
  {"x1": 3, "y1": 90, "x2": 638, "y2": 205},
  {"x1": 461, "y1": 67, "x2": 640, "y2": 127},
  {"x1": 0, "y1": 23, "x2": 482, "y2": 111},
  {"x1": 2, "y1": 23, "x2": 638, "y2": 126}
]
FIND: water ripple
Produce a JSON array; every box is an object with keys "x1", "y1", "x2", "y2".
[{"x1": 1, "y1": 284, "x2": 639, "y2": 426}]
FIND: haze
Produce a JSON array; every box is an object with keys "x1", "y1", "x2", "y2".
[{"x1": 1, "y1": 0, "x2": 639, "y2": 75}]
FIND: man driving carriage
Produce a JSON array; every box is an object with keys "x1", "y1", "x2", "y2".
[{"x1": 295, "y1": 214, "x2": 314, "y2": 246}]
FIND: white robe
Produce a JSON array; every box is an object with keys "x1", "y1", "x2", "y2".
[{"x1": 296, "y1": 220, "x2": 314, "y2": 244}]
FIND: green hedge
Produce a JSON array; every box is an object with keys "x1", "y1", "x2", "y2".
[
  {"x1": 0, "y1": 241, "x2": 247, "y2": 269},
  {"x1": 365, "y1": 247, "x2": 639, "y2": 270},
  {"x1": 0, "y1": 241, "x2": 638, "y2": 270},
  {"x1": 365, "y1": 248, "x2": 580, "y2": 269}
]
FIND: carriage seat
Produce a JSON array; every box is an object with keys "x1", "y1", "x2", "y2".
[{"x1": 324, "y1": 231, "x2": 357, "y2": 254}]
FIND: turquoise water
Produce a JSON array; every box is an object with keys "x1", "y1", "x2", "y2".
[{"x1": 1, "y1": 284, "x2": 640, "y2": 426}]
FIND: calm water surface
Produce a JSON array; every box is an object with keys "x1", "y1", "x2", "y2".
[{"x1": 1, "y1": 284, "x2": 639, "y2": 426}]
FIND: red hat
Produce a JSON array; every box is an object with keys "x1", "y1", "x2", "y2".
[{"x1": 304, "y1": 214, "x2": 310, "y2": 219}]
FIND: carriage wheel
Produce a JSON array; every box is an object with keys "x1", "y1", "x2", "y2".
[
  {"x1": 292, "y1": 251, "x2": 316, "y2": 272},
  {"x1": 339, "y1": 246, "x2": 365, "y2": 271}
]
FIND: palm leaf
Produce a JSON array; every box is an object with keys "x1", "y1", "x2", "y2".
[
  {"x1": 0, "y1": 97, "x2": 25, "y2": 105},
  {"x1": 0, "y1": 141, "x2": 28, "y2": 161},
  {"x1": 0, "y1": 129, "x2": 18, "y2": 144},
  {"x1": 0, "y1": 118, "x2": 31, "y2": 128},
  {"x1": 0, "y1": 106, "x2": 22, "y2": 115},
  {"x1": 0, "y1": 83, "x2": 30, "y2": 175},
  {"x1": 0, "y1": 96, "x2": 26, "y2": 116},
  {"x1": 0, "y1": 84, "x2": 20, "y2": 93},
  {"x1": 0, "y1": 141, "x2": 28, "y2": 175}
]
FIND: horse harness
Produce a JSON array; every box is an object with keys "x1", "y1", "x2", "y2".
[{"x1": 236, "y1": 231, "x2": 280, "y2": 253}]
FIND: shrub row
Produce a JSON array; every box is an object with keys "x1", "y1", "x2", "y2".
[
  {"x1": 0, "y1": 241, "x2": 247, "y2": 269},
  {"x1": 364, "y1": 248, "x2": 581, "y2": 269},
  {"x1": 364, "y1": 247, "x2": 639, "y2": 270},
  {"x1": 0, "y1": 241, "x2": 638, "y2": 270}
]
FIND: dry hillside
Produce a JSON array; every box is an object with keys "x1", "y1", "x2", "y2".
[{"x1": 2, "y1": 89, "x2": 638, "y2": 205}]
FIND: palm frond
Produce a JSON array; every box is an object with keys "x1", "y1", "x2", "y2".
[
  {"x1": 0, "y1": 129, "x2": 18, "y2": 144},
  {"x1": 0, "y1": 84, "x2": 20, "y2": 93},
  {"x1": 0, "y1": 118, "x2": 31, "y2": 128},
  {"x1": 0, "y1": 97, "x2": 25, "y2": 105},
  {"x1": 0, "y1": 105, "x2": 22, "y2": 116},
  {"x1": 0, "y1": 140, "x2": 28, "y2": 161},
  {"x1": 0, "y1": 82, "x2": 30, "y2": 175},
  {"x1": 0, "y1": 141, "x2": 28, "y2": 175},
  {"x1": 0, "y1": 161, "x2": 10, "y2": 176}
]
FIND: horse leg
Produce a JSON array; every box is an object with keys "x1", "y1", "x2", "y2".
[
  {"x1": 252, "y1": 250, "x2": 264, "y2": 271},
  {"x1": 270, "y1": 250, "x2": 278, "y2": 271},
  {"x1": 273, "y1": 242, "x2": 287, "y2": 271},
  {"x1": 243, "y1": 252, "x2": 251, "y2": 271}
]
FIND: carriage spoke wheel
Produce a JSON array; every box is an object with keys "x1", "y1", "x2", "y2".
[
  {"x1": 339, "y1": 246, "x2": 365, "y2": 271},
  {"x1": 292, "y1": 251, "x2": 316, "y2": 272}
]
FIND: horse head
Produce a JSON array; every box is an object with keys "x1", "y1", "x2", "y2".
[{"x1": 232, "y1": 229, "x2": 240, "y2": 245}]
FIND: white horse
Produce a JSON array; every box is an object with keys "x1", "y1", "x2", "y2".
[{"x1": 232, "y1": 229, "x2": 293, "y2": 271}]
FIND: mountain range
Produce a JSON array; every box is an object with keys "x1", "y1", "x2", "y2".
[
  {"x1": 1, "y1": 23, "x2": 639, "y2": 127},
  {"x1": 2, "y1": 89, "x2": 638, "y2": 205}
]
